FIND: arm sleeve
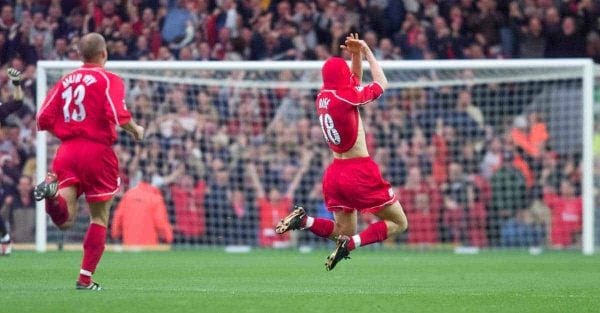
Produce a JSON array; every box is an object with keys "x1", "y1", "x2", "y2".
[
  {"x1": 338, "y1": 82, "x2": 384, "y2": 106},
  {"x1": 106, "y1": 73, "x2": 132, "y2": 126},
  {"x1": 355, "y1": 82, "x2": 384, "y2": 104},
  {"x1": 37, "y1": 83, "x2": 62, "y2": 131}
]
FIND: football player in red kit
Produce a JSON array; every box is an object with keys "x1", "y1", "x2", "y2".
[
  {"x1": 35, "y1": 33, "x2": 144, "y2": 290},
  {"x1": 276, "y1": 34, "x2": 408, "y2": 270}
]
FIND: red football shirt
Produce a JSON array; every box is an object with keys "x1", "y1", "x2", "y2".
[
  {"x1": 544, "y1": 192, "x2": 582, "y2": 246},
  {"x1": 170, "y1": 181, "x2": 206, "y2": 237},
  {"x1": 315, "y1": 82, "x2": 383, "y2": 153},
  {"x1": 258, "y1": 196, "x2": 292, "y2": 247},
  {"x1": 37, "y1": 63, "x2": 132, "y2": 145}
]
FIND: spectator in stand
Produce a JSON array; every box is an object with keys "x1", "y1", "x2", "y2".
[
  {"x1": 30, "y1": 11, "x2": 53, "y2": 57},
  {"x1": 48, "y1": 37, "x2": 69, "y2": 60},
  {"x1": 399, "y1": 166, "x2": 441, "y2": 245},
  {"x1": 378, "y1": 37, "x2": 401, "y2": 60},
  {"x1": 246, "y1": 150, "x2": 312, "y2": 248},
  {"x1": 111, "y1": 175, "x2": 173, "y2": 247},
  {"x1": 407, "y1": 192, "x2": 439, "y2": 245},
  {"x1": 511, "y1": 111, "x2": 549, "y2": 184},
  {"x1": 587, "y1": 32, "x2": 600, "y2": 63},
  {"x1": 500, "y1": 209, "x2": 538, "y2": 247},
  {"x1": 543, "y1": 179, "x2": 582, "y2": 248},
  {"x1": 5, "y1": 176, "x2": 35, "y2": 243},
  {"x1": 465, "y1": 176, "x2": 487, "y2": 247},
  {"x1": 480, "y1": 138, "x2": 503, "y2": 180},
  {"x1": 519, "y1": 17, "x2": 546, "y2": 58},
  {"x1": 204, "y1": 158, "x2": 241, "y2": 245},
  {"x1": 157, "y1": 88, "x2": 198, "y2": 138},
  {"x1": 456, "y1": 89, "x2": 484, "y2": 128},
  {"x1": 441, "y1": 162, "x2": 473, "y2": 244},
  {"x1": 468, "y1": 0, "x2": 504, "y2": 53},
  {"x1": 489, "y1": 151, "x2": 528, "y2": 246},
  {"x1": 527, "y1": 187, "x2": 551, "y2": 246},
  {"x1": 545, "y1": 16, "x2": 586, "y2": 58},
  {"x1": 509, "y1": 117, "x2": 536, "y2": 187},
  {"x1": 170, "y1": 172, "x2": 207, "y2": 243},
  {"x1": 161, "y1": 0, "x2": 195, "y2": 46},
  {"x1": 429, "y1": 15, "x2": 460, "y2": 59},
  {"x1": 109, "y1": 39, "x2": 130, "y2": 60},
  {"x1": 0, "y1": 4, "x2": 16, "y2": 32},
  {"x1": 398, "y1": 13, "x2": 430, "y2": 60}
]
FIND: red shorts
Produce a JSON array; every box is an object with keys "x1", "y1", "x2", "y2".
[
  {"x1": 322, "y1": 157, "x2": 396, "y2": 214},
  {"x1": 52, "y1": 139, "x2": 120, "y2": 203}
]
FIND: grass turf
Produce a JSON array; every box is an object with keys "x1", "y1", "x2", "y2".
[{"x1": 0, "y1": 249, "x2": 599, "y2": 313}]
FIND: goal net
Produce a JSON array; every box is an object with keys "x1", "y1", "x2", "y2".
[{"x1": 34, "y1": 60, "x2": 595, "y2": 254}]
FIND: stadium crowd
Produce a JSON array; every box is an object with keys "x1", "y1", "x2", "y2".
[{"x1": 0, "y1": 0, "x2": 595, "y2": 248}]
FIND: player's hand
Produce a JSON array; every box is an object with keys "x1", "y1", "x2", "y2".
[
  {"x1": 7, "y1": 68, "x2": 21, "y2": 86},
  {"x1": 358, "y1": 39, "x2": 371, "y2": 54},
  {"x1": 340, "y1": 33, "x2": 362, "y2": 55},
  {"x1": 133, "y1": 125, "x2": 145, "y2": 141}
]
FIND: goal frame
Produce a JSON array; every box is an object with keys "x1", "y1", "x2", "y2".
[{"x1": 35, "y1": 59, "x2": 595, "y2": 254}]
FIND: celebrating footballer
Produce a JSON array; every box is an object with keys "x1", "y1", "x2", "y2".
[{"x1": 276, "y1": 33, "x2": 409, "y2": 270}]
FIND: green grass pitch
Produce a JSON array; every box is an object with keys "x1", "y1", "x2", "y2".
[{"x1": 1, "y1": 249, "x2": 599, "y2": 313}]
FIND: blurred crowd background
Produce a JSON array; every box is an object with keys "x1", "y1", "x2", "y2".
[{"x1": 0, "y1": 0, "x2": 598, "y2": 249}]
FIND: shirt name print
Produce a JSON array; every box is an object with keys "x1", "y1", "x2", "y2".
[{"x1": 62, "y1": 73, "x2": 98, "y2": 88}]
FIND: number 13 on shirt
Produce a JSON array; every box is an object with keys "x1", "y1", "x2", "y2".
[{"x1": 62, "y1": 84, "x2": 86, "y2": 122}]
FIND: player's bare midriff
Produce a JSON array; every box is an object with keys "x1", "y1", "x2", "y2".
[{"x1": 332, "y1": 114, "x2": 369, "y2": 159}]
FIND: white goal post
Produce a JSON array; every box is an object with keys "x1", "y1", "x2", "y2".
[{"x1": 35, "y1": 59, "x2": 595, "y2": 254}]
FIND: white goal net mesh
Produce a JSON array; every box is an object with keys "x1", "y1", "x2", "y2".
[{"x1": 38, "y1": 61, "x2": 593, "y2": 251}]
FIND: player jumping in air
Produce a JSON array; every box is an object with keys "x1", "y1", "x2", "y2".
[
  {"x1": 276, "y1": 34, "x2": 408, "y2": 270},
  {"x1": 0, "y1": 67, "x2": 24, "y2": 256},
  {"x1": 35, "y1": 33, "x2": 144, "y2": 290}
]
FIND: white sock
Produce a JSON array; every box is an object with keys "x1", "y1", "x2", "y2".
[
  {"x1": 80, "y1": 269, "x2": 92, "y2": 277},
  {"x1": 352, "y1": 234, "x2": 361, "y2": 247},
  {"x1": 304, "y1": 216, "x2": 314, "y2": 229}
]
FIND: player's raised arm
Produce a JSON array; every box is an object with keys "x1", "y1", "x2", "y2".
[
  {"x1": 361, "y1": 40, "x2": 388, "y2": 90},
  {"x1": 341, "y1": 33, "x2": 363, "y2": 83}
]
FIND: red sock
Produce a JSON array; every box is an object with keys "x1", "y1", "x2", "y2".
[
  {"x1": 304, "y1": 216, "x2": 335, "y2": 238},
  {"x1": 348, "y1": 221, "x2": 388, "y2": 251},
  {"x1": 45, "y1": 195, "x2": 69, "y2": 226},
  {"x1": 79, "y1": 223, "x2": 106, "y2": 285}
]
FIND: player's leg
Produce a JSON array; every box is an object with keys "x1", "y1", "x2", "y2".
[
  {"x1": 76, "y1": 143, "x2": 119, "y2": 290},
  {"x1": 337, "y1": 157, "x2": 408, "y2": 248},
  {"x1": 332, "y1": 210, "x2": 357, "y2": 239},
  {"x1": 361, "y1": 201, "x2": 408, "y2": 245},
  {"x1": 275, "y1": 206, "x2": 357, "y2": 240},
  {"x1": 344, "y1": 201, "x2": 408, "y2": 250},
  {"x1": 54, "y1": 186, "x2": 80, "y2": 230},
  {"x1": 325, "y1": 202, "x2": 408, "y2": 271},
  {"x1": 36, "y1": 143, "x2": 83, "y2": 229},
  {"x1": 35, "y1": 172, "x2": 80, "y2": 230},
  {"x1": 77, "y1": 199, "x2": 111, "y2": 291}
]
